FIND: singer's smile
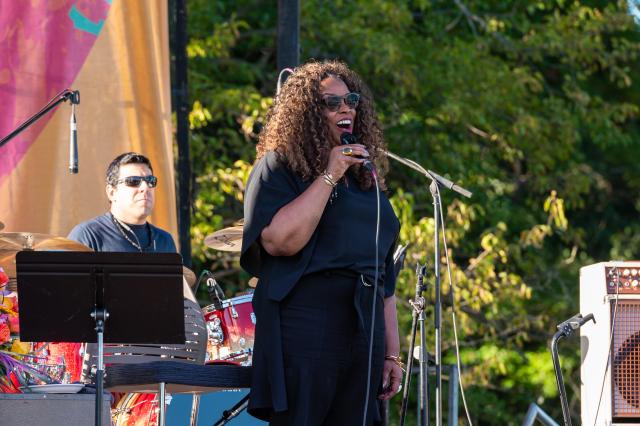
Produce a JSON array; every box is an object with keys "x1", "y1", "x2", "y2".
[{"x1": 320, "y1": 76, "x2": 356, "y2": 145}]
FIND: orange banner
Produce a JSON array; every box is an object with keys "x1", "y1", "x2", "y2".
[{"x1": 0, "y1": 0, "x2": 177, "y2": 241}]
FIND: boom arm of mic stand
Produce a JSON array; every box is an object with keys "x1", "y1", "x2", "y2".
[
  {"x1": 383, "y1": 150, "x2": 473, "y2": 198},
  {"x1": 0, "y1": 89, "x2": 79, "y2": 149}
]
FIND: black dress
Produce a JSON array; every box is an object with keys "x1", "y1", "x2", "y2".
[{"x1": 241, "y1": 151, "x2": 400, "y2": 425}]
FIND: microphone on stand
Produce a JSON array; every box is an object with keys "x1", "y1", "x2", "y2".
[
  {"x1": 206, "y1": 276, "x2": 225, "y2": 310},
  {"x1": 68, "y1": 91, "x2": 80, "y2": 174},
  {"x1": 340, "y1": 132, "x2": 374, "y2": 172}
]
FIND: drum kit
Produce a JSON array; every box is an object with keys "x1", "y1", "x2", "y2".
[
  {"x1": 0, "y1": 222, "x2": 256, "y2": 425},
  {"x1": 200, "y1": 223, "x2": 256, "y2": 366}
]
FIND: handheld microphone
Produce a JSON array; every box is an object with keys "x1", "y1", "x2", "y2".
[
  {"x1": 340, "y1": 132, "x2": 374, "y2": 171},
  {"x1": 68, "y1": 91, "x2": 80, "y2": 174}
]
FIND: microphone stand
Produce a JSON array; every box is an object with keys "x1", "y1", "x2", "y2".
[
  {"x1": 384, "y1": 150, "x2": 472, "y2": 426},
  {"x1": 0, "y1": 89, "x2": 79, "y2": 156},
  {"x1": 211, "y1": 393, "x2": 250, "y2": 426},
  {"x1": 399, "y1": 263, "x2": 429, "y2": 426},
  {"x1": 551, "y1": 313, "x2": 595, "y2": 426}
]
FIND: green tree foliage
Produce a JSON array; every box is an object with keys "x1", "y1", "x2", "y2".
[{"x1": 183, "y1": 0, "x2": 639, "y2": 423}]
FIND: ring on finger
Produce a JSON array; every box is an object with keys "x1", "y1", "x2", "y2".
[{"x1": 341, "y1": 147, "x2": 353, "y2": 156}]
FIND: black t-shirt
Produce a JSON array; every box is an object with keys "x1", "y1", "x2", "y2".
[
  {"x1": 306, "y1": 172, "x2": 399, "y2": 294},
  {"x1": 241, "y1": 150, "x2": 400, "y2": 300},
  {"x1": 67, "y1": 213, "x2": 177, "y2": 253}
]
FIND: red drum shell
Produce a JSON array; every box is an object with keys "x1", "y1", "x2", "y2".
[{"x1": 203, "y1": 293, "x2": 255, "y2": 365}]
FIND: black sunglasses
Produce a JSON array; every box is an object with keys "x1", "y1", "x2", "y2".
[
  {"x1": 322, "y1": 92, "x2": 360, "y2": 112},
  {"x1": 116, "y1": 175, "x2": 158, "y2": 188}
]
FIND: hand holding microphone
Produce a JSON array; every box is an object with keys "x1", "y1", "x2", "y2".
[{"x1": 340, "y1": 132, "x2": 374, "y2": 172}]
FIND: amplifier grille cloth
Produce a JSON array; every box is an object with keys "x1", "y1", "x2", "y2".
[{"x1": 612, "y1": 300, "x2": 640, "y2": 417}]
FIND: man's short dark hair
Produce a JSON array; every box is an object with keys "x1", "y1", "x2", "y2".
[{"x1": 106, "y1": 152, "x2": 154, "y2": 186}]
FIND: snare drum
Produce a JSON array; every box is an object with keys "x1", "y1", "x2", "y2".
[{"x1": 203, "y1": 293, "x2": 255, "y2": 366}]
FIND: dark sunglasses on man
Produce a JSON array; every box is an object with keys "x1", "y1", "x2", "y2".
[
  {"x1": 322, "y1": 92, "x2": 360, "y2": 112},
  {"x1": 116, "y1": 175, "x2": 158, "y2": 188}
]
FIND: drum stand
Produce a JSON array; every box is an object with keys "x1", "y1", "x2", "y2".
[
  {"x1": 399, "y1": 264, "x2": 429, "y2": 426},
  {"x1": 212, "y1": 393, "x2": 250, "y2": 426}
]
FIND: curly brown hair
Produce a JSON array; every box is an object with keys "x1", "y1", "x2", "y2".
[{"x1": 256, "y1": 60, "x2": 388, "y2": 190}]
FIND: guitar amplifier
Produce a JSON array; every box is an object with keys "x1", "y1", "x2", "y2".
[{"x1": 581, "y1": 261, "x2": 640, "y2": 425}]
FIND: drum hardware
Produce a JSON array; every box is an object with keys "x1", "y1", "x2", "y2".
[
  {"x1": 206, "y1": 317, "x2": 224, "y2": 346},
  {"x1": 204, "y1": 225, "x2": 243, "y2": 252},
  {"x1": 203, "y1": 293, "x2": 255, "y2": 366},
  {"x1": 230, "y1": 302, "x2": 238, "y2": 319}
]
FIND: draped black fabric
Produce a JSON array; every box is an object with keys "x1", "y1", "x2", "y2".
[{"x1": 240, "y1": 151, "x2": 400, "y2": 422}]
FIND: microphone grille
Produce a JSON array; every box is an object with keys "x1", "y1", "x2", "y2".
[{"x1": 340, "y1": 133, "x2": 357, "y2": 145}]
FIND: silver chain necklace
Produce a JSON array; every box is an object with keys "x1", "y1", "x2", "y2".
[{"x1": 110, "y1": 213, "x2": 153, "y2": 252}]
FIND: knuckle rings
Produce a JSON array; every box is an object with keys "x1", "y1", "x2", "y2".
[{"x1": 341, "y1": 147, "x2": 353, "y2": 156}]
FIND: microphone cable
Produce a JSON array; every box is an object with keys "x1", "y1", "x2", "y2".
[
  {"x1": 276, "y1": 67, "x2": 294, "y2": 95},
  {"x1": 362, "y1": 167, "x2": 381, "y2": 426}
]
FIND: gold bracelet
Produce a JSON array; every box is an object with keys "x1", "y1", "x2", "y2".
[
  {"x1": 385, "y1": 355, "x2": 406, "y2": 373},
  {"x1": 321, "y1": 170, "x2": 337, "y2": 187}
]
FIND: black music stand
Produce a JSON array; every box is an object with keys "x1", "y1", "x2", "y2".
[{"x1": 15, "y1": 251, "x2": 185, "y2": 426}]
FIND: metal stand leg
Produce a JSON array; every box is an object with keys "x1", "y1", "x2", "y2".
[
  {"x1": 91, "y1": 308, "x2": 108, "y2": 426},
  {"x1": 190, "y1": 394, "x2": 201, "y2": 426},
  {"x1": 158, "y1": 382, "x2": 167, "y2": 426},
  {"x1": 447, "y1": 365, "x2": 459, "y2": 426},
  {"x1": 399, "y1": 264, "x2": 429, "y2": 426},
  {"x1": 431, "y1": 180, "x2": 442, "y2": 426}
]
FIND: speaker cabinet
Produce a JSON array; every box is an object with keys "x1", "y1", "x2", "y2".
[{"x1": 581, "y1": 262, "x2": 640, "y2": 425}]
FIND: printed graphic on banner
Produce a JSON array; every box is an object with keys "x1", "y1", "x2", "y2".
[{"x1": 0, "y1": 1, "x2": 111, "y2": 181}]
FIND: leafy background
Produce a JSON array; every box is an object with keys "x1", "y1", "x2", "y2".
[{"x1": 179, "y1": 0, "x2": 640, "y2": 423}]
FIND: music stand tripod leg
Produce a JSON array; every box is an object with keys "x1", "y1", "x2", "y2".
[{"x1": 91, "y1": 308, "x2": 108, "y2": 426}]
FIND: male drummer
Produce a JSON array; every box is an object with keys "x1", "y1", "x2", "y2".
[{"x1": 68, "y1": 152, "x2": 176, "y2": 252}]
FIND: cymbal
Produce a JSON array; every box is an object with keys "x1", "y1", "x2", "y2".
[
  {"x1": 183, "y1": 265, "x2": 197, "y2": 289},
  {"x1": 204, "y1": 226, "x2": 243, "y2": 252},
  {"x1": 0, "y1": 232, "x2": 92, "y2": 252},
  {"x1": 0, "y1": 232, "x2": 92, "y2": 278}
]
